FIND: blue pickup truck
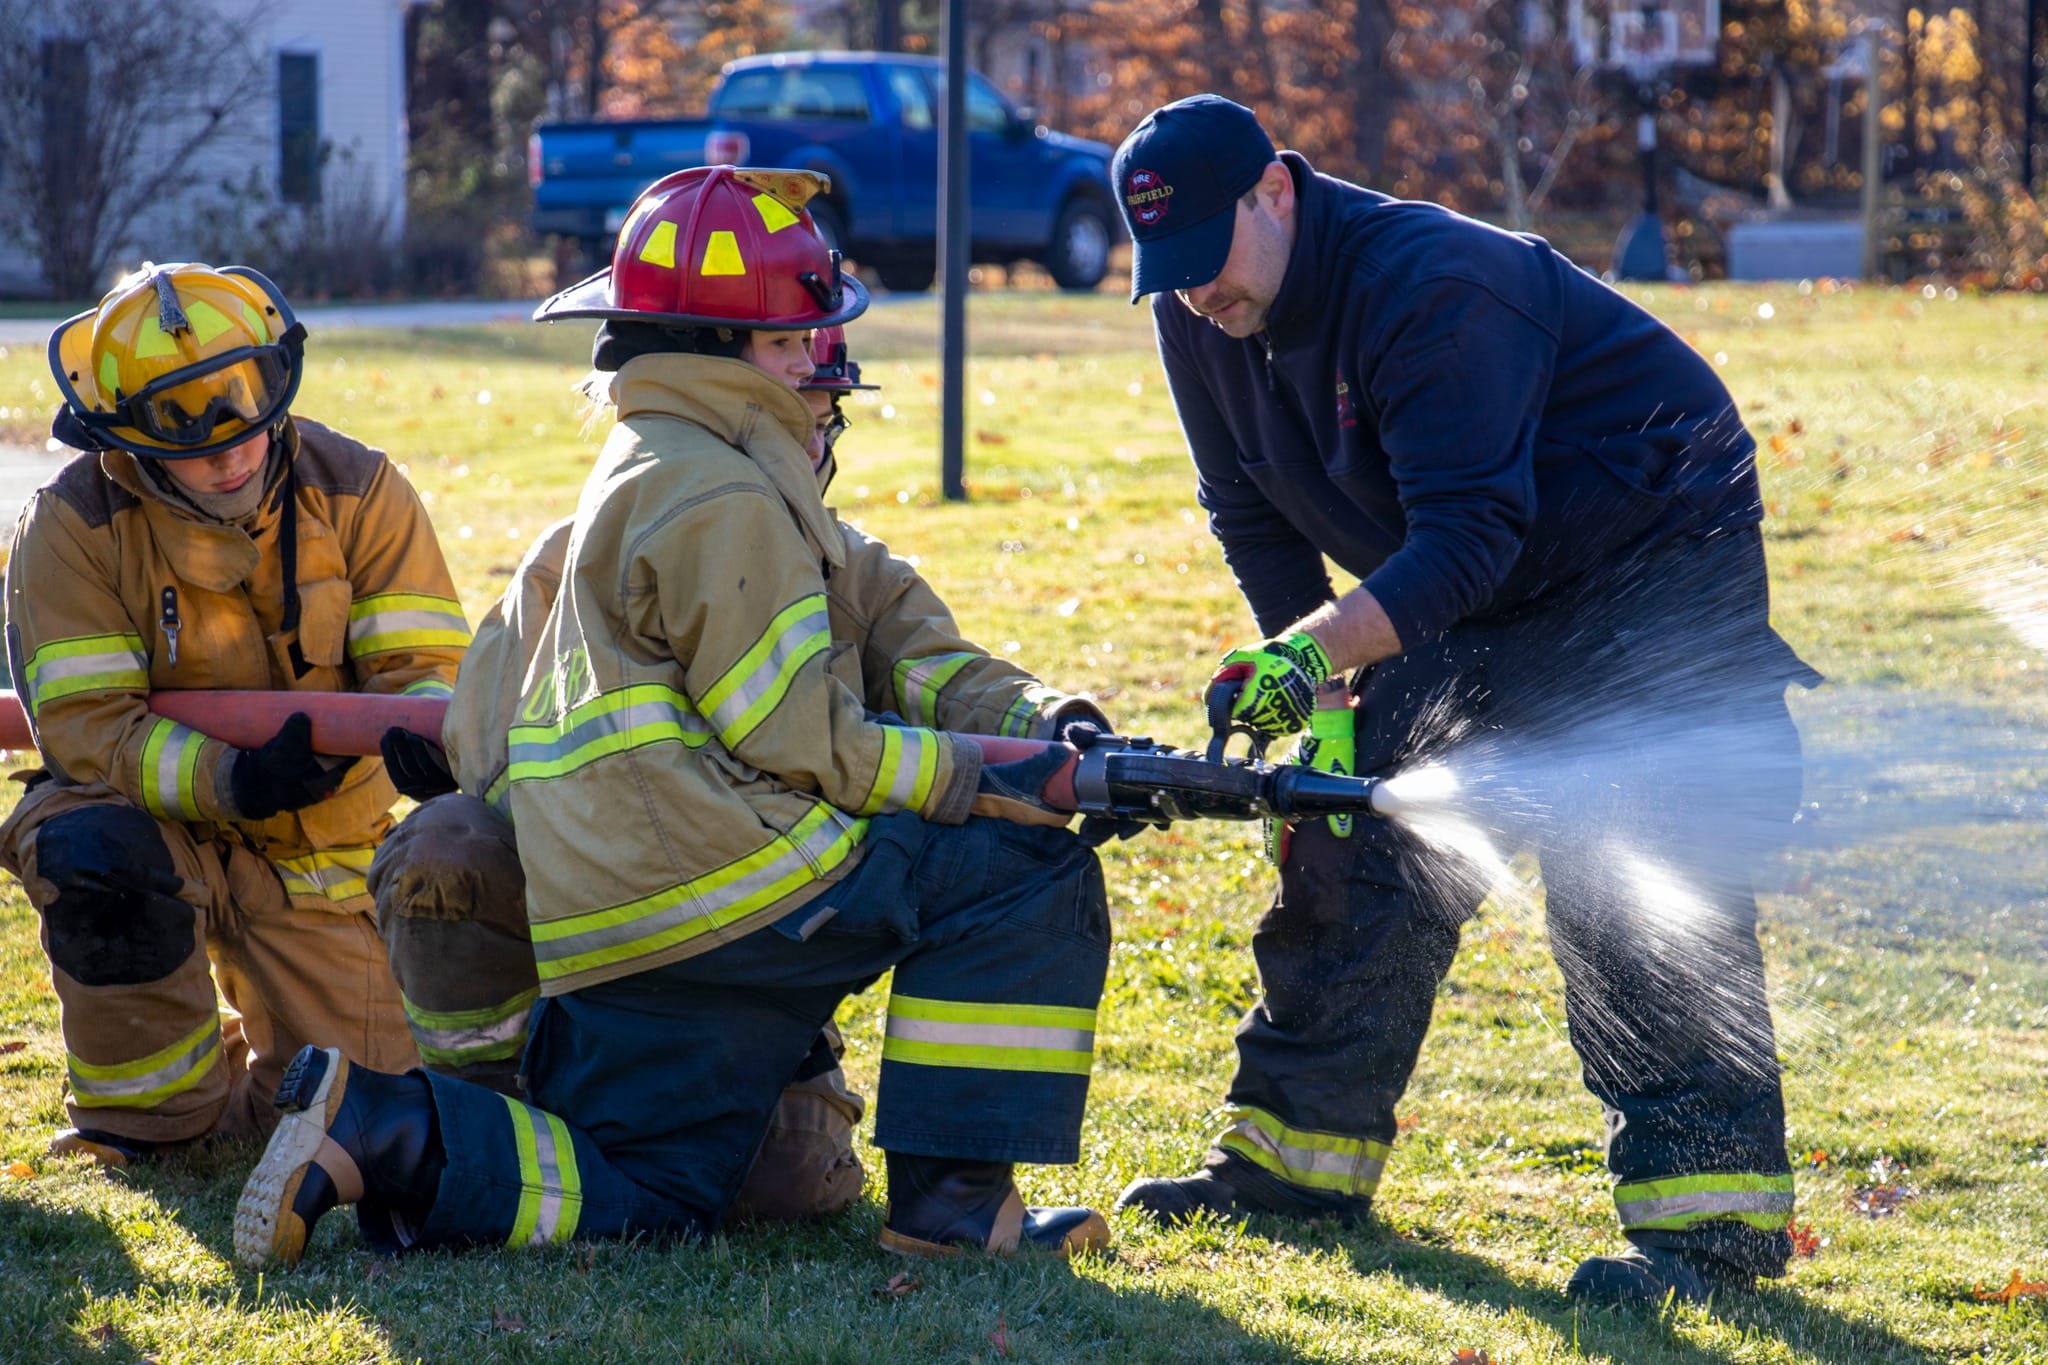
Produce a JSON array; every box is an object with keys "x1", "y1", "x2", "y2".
[{"x1": 529, "y1": 51, "x2": 1122, "y2": 292}]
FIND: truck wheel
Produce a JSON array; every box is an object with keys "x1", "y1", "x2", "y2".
[
  {"x1": 1045, "y1": 197, "x2": 1112, "y2": 292},
  {"x1": 875, "y1": 256, "x2": 936, "y2": 293}
]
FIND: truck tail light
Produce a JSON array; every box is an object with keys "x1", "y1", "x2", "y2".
[
  {"x1": 705, "y1": 129, "x2": 750, "y2": 166},
  {"x1": 527, "y1": 132, "x2": 543, "y2": 189}
]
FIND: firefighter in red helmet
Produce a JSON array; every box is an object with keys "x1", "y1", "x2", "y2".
[{"x1": 240, "y1": 168, "x2": 1120, "y2": 1268}]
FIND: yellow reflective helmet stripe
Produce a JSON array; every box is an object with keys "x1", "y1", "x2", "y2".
[
  {"x1": 881, "y1": 994, "x2": 1097, "y2": 1075},
  {"x1": 69, "y1": 1017, "x2": 221, "y2": 1109},
  {"x1": 697, "y1": 594, "x2": 830, "y2": 749},
  {"x1": 752, "y1": 192, "x2": 800, "y2": 233},
  {"x1": 404, "y1": 987, "x2": 538, "y2": 1068},
  {"x1": 639, "y1": 219, "x2": 678, "y2": 268},
  {"x1": 24, "y1": 631, "x2": 148, "y2": 711},
  {"x1": 528, "y1": 802, "x2": 865, "y2": 982},
  {"x1": 138, "y1": 718, "x2": 209, "y2": 822},
  {"x1": 273, "y1": 846, "x2": 379, "y2": 906},
  {"x1": 347, "y1": 591, "x2": 471, "y2": 657},
  {"x1": 1216, "y1": 1105, "x2": 1390, "y2": 1197},
  {"x1": 700, "y1": 229, "x2": 747, "y2": 277},
  {"x1": 504, "y1": 1095, "x2": 583, "y2": 1246},
  {"x1": 98, "y1": 350, "x2": 122, "y2": 398},
  {"x1": 1613, "y1": 1172, "x2": 1795, "y2": 1232},
  {"x1": 892, "y1": 651, "x2": 978, "y2": 727},
  {"x1": 131, "y1": 313, "x2": 179, "y2": 359},
  {"x1": 185, "y1": 299, "x2": 236, "y2": 345}
]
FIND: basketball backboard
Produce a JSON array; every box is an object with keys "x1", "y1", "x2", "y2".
[{"x1": 1569, "y1": 0, "x2": 1722, "y2": 75}]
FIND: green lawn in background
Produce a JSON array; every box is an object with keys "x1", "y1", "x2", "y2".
[{"x1": 0, "y1": 284, "x2": 2044, "y2": 1363}]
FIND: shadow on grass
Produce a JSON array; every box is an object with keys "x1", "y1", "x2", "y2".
[
  {"x1": 1262, "y1": 1214, "x2": 1942, "y2": 1365},
  {"x1": 0, "y1": 1187, "x2": 151, "y2": 1363},
  {"x1": 213, "y1": 1206, "x2": 1320, "y2": 1363}
]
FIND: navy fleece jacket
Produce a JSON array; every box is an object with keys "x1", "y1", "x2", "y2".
[{"x1": 1157, "y1": 153, "x2": 1763, "y2": 644}]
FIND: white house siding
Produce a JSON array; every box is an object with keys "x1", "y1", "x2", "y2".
[{"x1": 0, "y1": 0, "x2": 409, "y2": 297}]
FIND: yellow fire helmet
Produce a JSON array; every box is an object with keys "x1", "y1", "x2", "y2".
[{"x1": 48, "y1": 262, "x2": 307, "y2": 460}]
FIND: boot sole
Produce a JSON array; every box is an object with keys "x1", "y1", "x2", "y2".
[
  {"x1": 233, "y1": 1046, "x2": 347, "y2": 1270},
  {"x1": 879, "y1": 1209, "x2": 1110, "y2": 1259}
]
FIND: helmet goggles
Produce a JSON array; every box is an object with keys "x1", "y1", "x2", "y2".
[{"x1": 105, "y1": 341, "x2": 296, "y2": 448}]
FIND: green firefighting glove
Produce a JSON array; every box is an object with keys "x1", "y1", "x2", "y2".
[
  {"x1": 1208, "y1": 631, "x2": 1331, "y2": 745},
  {"x1": 1263, "y1": 698, "x2": 1357, "y2": 865}
]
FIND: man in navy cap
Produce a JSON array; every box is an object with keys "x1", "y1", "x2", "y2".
[{"x1": 1112, "y1": 94, "x2": 1820, "y2": 1305}]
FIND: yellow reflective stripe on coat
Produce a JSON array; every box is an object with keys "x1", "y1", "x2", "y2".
[
  {"x1": 347, "y1": 592, "x2": 471, "y2": 657},
  {"x1": 856, "y1": 724, "x2": 940, "y2": 815},
  {"x1": 402, "y1": 676, "x2": 455, "y2": 699},
  {"x1": 1613, "y1": 1172, "x2": 1796, "y2": 1232},
  {"x1": 405, "y1": 987, "x2": 538, "y2": 1068},
  {"x1": 25, "y1": 632, "x2": 149, "y2": 711},
  {"x1": 881, "y1": 994, "x2": 1096, "y2": 1075},
  {"x1": 997, "y1": 684, "x2": 1064, "y2": 738},
  {"x1": 891, "y1": 651, "x2": 978, "y2": 726},
  {"x1": 506, "y1": 682, "x2": 711, "y2": 785},
  {"x1": 697, "y1": 594, "x2": 830, "y2": 748},
  {"x1": 1216, "y1": 1105, "x2": 1390, "y2": 1197},
  {"x1": 69, "y1": 1017, "x2": 221, "y2": 1109},
  {"x1": 504, "y1": 1095, "x2": 583, "y2": 1246},
  {"x1": 529, "y1": 803, "x2": 865, "y2": 982},
  {"x1": 273, "y1": 846, "x2": 379, "y2": 904},
  {"x1": 138, "y1": 718, "x2": 209, "y2": 822}
]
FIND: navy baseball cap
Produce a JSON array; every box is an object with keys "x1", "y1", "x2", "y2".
[{"x1": 1112, "y1": 95, "x2": 1277, "y2": 302}]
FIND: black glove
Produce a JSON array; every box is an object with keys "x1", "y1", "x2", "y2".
[
  {"x1": 970, "y1": 743, "x2": 1075, "y2": 828},
  {"x1": 379, "y1": 726, "x2": 457, "y2": 801},
  {"x1": 1046, "y1": 698, "x2": 1112, "y2": 745},
  {"x1": 229, "y1": 713, "x2": 356, "y2": 821}
]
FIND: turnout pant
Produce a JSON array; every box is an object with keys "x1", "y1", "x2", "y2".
[
  {"x1": 378, "y1": 809, "x2": 1106, "y2": 1249},
  {"x1": 1215, "y1": 526, "x2": 1813, "y2": 1276},
  {"x1": 369, "y1": 794, "x2": 866, "y2": 1222},
  {"x1": 0, "y1": 780, "x2": 415, "y2": 1145}
]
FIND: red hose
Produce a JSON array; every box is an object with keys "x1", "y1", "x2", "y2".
[{"x1": 0, "y1": 689, "x2": 1080, "y2": 809}]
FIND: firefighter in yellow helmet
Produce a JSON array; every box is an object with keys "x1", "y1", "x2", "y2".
[{"x1": 0, "y1": 263, "x2": 468, "y2": 1166}]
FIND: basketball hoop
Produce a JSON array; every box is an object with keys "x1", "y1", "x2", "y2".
[{"x1": 1569, "y1": 0, "x2": 1722, "y2": 76}]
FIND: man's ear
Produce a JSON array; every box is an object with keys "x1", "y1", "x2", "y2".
[{"x1": 1256, "y1": 159, "x2": 1294, "y2": 215}]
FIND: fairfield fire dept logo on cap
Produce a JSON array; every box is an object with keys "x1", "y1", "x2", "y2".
[{"x1": 1124, "y1": 169, "x2": 1173, "y2": 226}]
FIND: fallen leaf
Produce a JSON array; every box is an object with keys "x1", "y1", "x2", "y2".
[
  {"x1": 975, "y1": 430, "x2": 1010, "y2": 445},
  {"x1": 363, "y1": 1259, "x2": 389, "y2": 1282},
  {"x1": 874, "y1": 1271, "x2": 921, "y2": 1299},
  {"x1": 1787, "y1": 417, "x2": 1805, "y2": 434},
  {"x1": 0, "y1": 1041, "x2": 24, "y2": 1054},
  {"x1": 5, "y1": 1161, "x2": 34, "y2": 1179},
  {"x1": 991, "y1": 1314, "x2": 1015, "y2": 1358},
  {"x1": 1451, "y1": 1351, "x2": 1493, "y2": 1364},
  {"x1": 87, "y1": 1324, "x2": 114, "y2": 1343},
  {"x1": 1887, "y1": 525, "x2": 1926, "y2": 543},
  {"x1": 1769, "y1": 433, "x2": 1790, "y2": 454},
  {"x1": 1973, "y1": 1269, "x2": 2048, "y2": 1303},
  {"x1": 1788, "y1": 1219, "x2": 1822, "y2": 1258},
  {"x1": 492, "y1": 1309, "x2": 526, "y2": 1333}
]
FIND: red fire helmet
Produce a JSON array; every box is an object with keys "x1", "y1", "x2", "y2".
[
  {"x1": 799, "y1": 325, "x2": 879, "y2": 391},
  {"x1": 533, "y1": 166, "x2": 868, "y2": 330}
]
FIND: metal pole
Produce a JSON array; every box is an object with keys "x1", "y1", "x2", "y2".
[
  {"x1": 1861, "y1": 30, "x2": 1883, "y2": 279},
  {"x1": 938, "y1": 0, "x2": 969, "y2": 502}
]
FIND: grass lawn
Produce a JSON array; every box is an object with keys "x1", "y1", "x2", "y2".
[{"x1": 0, "y1": 283, "x2": 2045, "y2": 1363}]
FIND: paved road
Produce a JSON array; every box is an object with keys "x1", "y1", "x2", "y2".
[{"x1": 0, "y1": 298, "x2": 549, "y2": 348}]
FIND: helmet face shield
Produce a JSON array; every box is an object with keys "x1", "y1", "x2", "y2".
[{"x1": 115, "y1": 343, "x2": 292, "y2": 448}]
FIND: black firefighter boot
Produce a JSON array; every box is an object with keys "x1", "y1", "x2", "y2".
[
  {"x1": 878, "y1": 1152, "x2": 1109, "y2": 1258},
  {"x1": 234, "y1": 1045, "x2": 444, "y2": 1269},
  {"x1": 1116, "y1": 1153, "x2": 1373, "y2": 1227},
  {"x1": 1566, "y1": 1243, "x2": 1757, "y2": 1306}
]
